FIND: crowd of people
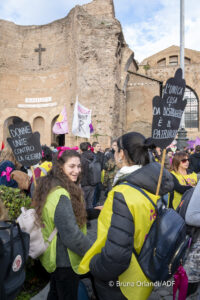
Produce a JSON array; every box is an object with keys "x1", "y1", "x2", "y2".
[{"x1": 0, "y1": 133, "x2": 200, "y2": 300}]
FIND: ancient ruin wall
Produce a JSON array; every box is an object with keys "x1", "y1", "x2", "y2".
[{"x1": 0, "y1": 0, "x2": 132, "y2": 146}]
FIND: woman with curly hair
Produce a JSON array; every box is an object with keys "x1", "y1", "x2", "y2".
[
  {"x1": 0, "y1": 146, "x2": 20, "y2": 167},
  {"x1": 33, "y1": 150, "x2": 92, "y2": 300}
]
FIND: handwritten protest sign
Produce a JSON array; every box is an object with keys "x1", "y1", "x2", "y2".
[
  {"x1": 72, "y1": 100, "x2": 92, "y2": 138},
  {"x1": 152, "y1": 68, "x2": 186, "y2": 149},
  {"x1": 13, "y1": 117, "x2": 23, "y2": 124},
  {"x1": 7, "y1": 121, "x2": 42, "y2": 167}
]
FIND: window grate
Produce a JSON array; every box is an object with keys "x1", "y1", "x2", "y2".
[{"x1": 184, "y1": 87, "x2": 199, "y2": 129}]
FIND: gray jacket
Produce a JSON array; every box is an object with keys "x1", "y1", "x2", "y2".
[
  {"x1": 185, "y1": 180, "x2": 200, "y2": 226},
  {"x1": 54, "y1": 195, "x2": 92, "y2": 268}
]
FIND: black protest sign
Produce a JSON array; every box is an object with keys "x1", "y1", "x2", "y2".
[
  {"x1": 7, "y1": 121, "x2": 42, "y2": 167},
  {"x1": 152, "y1": 68, "x2": 187, "y2": 149},
  {"x1": 13, "y1": 117, "x2": 23, "y2": 124}
]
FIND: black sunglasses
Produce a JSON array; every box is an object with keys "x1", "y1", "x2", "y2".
[{"x1": 181, "y1": 158, "x2": 189, "y2": 163}]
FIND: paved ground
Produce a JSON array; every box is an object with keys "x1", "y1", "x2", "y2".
[
  {"x1": 149, "y1": 284, "x2": 200, "y2": 300},
  {"x1": 30, "y1": 283, "x2": 49, "y2": 300},
  {"x1": 31, "y1": 281, "x2": 200, "y2": 300}
]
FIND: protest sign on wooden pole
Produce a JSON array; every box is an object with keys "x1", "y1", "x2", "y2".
[
  {"x1": 152, "y1": 68, "x2": 186, "y2": 195},
  {"x1": 72, "y1": 99, "x2": 92, "y2": 139},
  {"x1": 7, "y1": 120, "x2": 42, "y2": 188},
  {"x1": 31, "y1": 166, "x2": 37, "y2": 187},
  {"x1": 155, "y1": 149, "x2": 166, "y2": 196}
]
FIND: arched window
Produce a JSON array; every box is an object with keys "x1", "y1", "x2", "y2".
[
  {"x1": 184, "y1": 57, "x2": 191, "y2": 65},
  {"x1": 169, "y1": 56, "x2": 178, "y2": 66},
  {"x1": 184, "y1": 87, "x2": 199, "y2": 129},
  {"x1": 157, "y1": 58, "x2": 166, "y2": 67},
  {"x1": 33, "y1": 117, "x2": 45, "y2": 141},
  {"x1": 3, "y1": 116, "x2": 22, "y2": 141},
  {"x1": 51, "y1": 116, "x2": 65, "y2": 146}
]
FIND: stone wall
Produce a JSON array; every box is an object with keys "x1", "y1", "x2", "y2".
[
  {"x1": 138, "y1": 45, "x2": 200, "y2": 140},
  {"x1": 126, "y1": 72, "x2": 161, "y2": 137},
  {"x1": 0, "y1": 0, "x2": 135, "y2": 148},
  {"x1": 83, "y1": 0, "x2": 115, "y2": 18}
]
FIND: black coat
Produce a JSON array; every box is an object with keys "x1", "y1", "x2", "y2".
[
  {"x1": 189, "y1": 152, "x2": 200, "y2": 173},
  {"x1": 89, "y1": 162, "x2": 174, "y2": 300},
  {"x1": 93, "y1": 152, "x2": 104, "y2": 170},
  {"x1": 80, "y1": 151, "x2": 95, "y2": 187}
]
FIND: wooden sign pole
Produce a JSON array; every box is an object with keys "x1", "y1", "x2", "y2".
[
  {"x1": 31, "y1": 166, "x2": 37, "y2": 187},
  {"x1": 156, "y1": 148, "x2": 166, "y2": 196}
]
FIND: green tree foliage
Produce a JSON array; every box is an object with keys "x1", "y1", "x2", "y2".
[{"x1": 0, "y1": 186, "x2": 31, "y2": 220}]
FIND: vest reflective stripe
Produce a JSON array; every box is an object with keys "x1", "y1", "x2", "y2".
[
  {"x1": 39, "y1": 166, "x2": 47, "y2": 175},
  {"x1": 171, "y1": 171, "x2": 197, "y2": 209},
  {"x1": 39, "y1": 161, "x2": 52, "y2": 177},
  {"x1": 79, "y1": 184, "x2": 160, "y2": 300},
  {"x1": 40, "y1": 187, "x2": 86, "y2": 274}
]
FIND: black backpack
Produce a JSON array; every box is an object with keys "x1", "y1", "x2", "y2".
[
  {"x1": 176, "y1": 188, "x2": 195, "y2": 220},
  {"x1": 176, "y1": 187, "x2": 199, "y2": 238},
  {"x1": 0, "y1": 221, "x2": 30, "y2": 300},
  {"x1": 122, "y1": 183, "x2": 190, "y2": 282},
  {"x1": 86, "y1": 158, "x2": 101, "y2": 186}
]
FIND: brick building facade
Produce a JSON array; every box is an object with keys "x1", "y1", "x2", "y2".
[{"x1": 139, "y1": 45, "x2": 200, "y2": 140}]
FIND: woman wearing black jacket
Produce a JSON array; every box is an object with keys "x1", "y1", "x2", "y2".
[{"x1": 78, "y1": 132, "x2": 174, "y2": 300}]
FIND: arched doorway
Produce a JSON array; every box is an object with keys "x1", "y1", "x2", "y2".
[
  {"x1": 33, "y1": 116, "x2": 45, "y2": 144},
  {"x1": 51, "y1": 116, "x2": 65, "y2": 146},
  {"x1": 3, "y1": 116, "x2": 22, "y2": 142}
]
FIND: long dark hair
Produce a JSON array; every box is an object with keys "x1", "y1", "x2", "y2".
[
  {"x1": 117, "y1": 132, "x2": 155, "y2": 166},
  {"x1": 33, "y1": 150, "x2": 87, "y2": 227}
]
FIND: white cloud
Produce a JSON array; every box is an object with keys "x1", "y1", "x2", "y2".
[
  {"x1": 0, "y1": 0, "x2": 90, "y2": 25},
  {"x1": 0, "y1": 0, "x2": 199, "y2": 62},
  {"x1": 121, "y1": 0, "x2": 200, "y2": 62}
]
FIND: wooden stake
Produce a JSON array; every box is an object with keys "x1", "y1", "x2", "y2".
[
  {"x1": 31, "y1": 166, "x2": 37, "y2": 187},
  {"x1": 156, "y1": 148, "x2": 166, "y2": 196}
]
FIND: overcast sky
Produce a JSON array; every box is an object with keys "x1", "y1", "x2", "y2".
[{"x1": 0, "y1": 0, "x2": 199, "y2": 62}]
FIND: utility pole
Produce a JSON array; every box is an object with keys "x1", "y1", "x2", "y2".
[
  {"x1": 176, "y1": 0, "x2": 188, "y2": 150},
  {"x1": 180, "y1": 0, "x2": 185, "y2": 129},
  {"x1": 180, "y1": 0, "x2": 185, "y2": 79}
]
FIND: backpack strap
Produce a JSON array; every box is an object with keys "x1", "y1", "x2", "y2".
[
  {"x1": 119, "y1": 182, "x2": 158, "y2": 258},
  {"x1": 169, "y1": 191, "x2": 174, "y2": 208},
  {"x1": 16, "y1": 222, "x2": 27, "y2": 269},
  {"x1": 120, "y1": 182, "x2": 157, "y2": 209}
]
